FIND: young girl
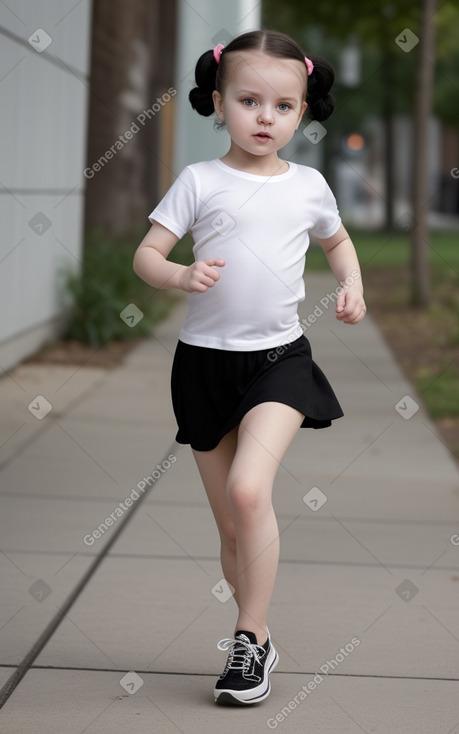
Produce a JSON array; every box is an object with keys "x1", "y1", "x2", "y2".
[{"x1": 133, "y1": 29, "x2": 366, "y2": 706}]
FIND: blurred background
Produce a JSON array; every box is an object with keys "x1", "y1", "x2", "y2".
[{"x1": 1, "y1": 0, "x2": 459, "y2": 457}]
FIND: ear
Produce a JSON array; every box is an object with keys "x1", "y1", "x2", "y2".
[
  {"x1": 212, "y1": 90, "x2": 224, "y2": 121},
  {"x1": 296, "y1": 100, "x2": 308, "y2": 130}
]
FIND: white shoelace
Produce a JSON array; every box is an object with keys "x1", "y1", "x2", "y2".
[{"x1": 217, "y1": 635, "x2": 265, "y2": 672}]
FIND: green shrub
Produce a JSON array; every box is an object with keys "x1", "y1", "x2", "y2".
[{"x1": 61, "y1": 229, "x2": 193, "y2": 346}]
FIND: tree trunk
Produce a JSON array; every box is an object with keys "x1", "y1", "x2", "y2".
[
  {"x1": 411, "y1": 0, "x2": 437, "y2": 305},
  {"x1": 382, "y1": 50, "x2": 395, "y2": 231},
  {"x1": 84, "y1": 0, "x2": 177, "y2": 238}
]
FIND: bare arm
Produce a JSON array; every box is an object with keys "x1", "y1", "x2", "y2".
[
  {"x1": 315, "y1": 224, "x2": 366, "y2": 324},
  {"x1": 133, "y1": 221, "x2": 225, "y2": 293}
]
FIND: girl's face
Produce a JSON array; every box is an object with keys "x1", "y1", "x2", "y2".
[{"x1": 212, "y1": 51, "x2": 308, "y2": 160}]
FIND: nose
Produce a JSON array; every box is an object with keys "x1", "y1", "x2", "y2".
[{"x1": 257, "y1": 105, "x2": 274, "y2": 124}]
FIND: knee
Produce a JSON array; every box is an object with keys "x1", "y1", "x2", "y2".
[{"x1": 226, "y1": 475, "x2": 270, "y2": 521}]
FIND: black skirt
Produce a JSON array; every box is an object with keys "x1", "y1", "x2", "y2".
[{"x1": 170, "y1": 335, "x2": 343, "y2": 451}]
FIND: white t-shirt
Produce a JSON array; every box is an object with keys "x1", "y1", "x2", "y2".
[{"x1": 149, "y1": 158, "x2": 341, "y2": 351}]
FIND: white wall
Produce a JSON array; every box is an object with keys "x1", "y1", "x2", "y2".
[
  {"x1": 0, "y1": 0, "x2": 92, "y2": 370},
  {"x1": 173, "y1": 0, "x2": 261, "y2": 173}
]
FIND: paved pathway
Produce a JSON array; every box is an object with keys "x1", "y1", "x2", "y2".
[{"x1": 1, "y1": 272, "x2": 459, "y2": 733}]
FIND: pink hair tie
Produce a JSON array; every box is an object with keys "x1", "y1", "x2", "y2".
[
  {"x1": 213, "y1": 43, "x2": 225, "y2": 64},
  {"x1": 304, "y1": 56, "x2": 314, "y2": 76}
]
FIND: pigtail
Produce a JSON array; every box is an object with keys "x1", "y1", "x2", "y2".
[
  {"x1": 188, "y1": 34, "x2": 336, "y2": 122},
  {"x1": 189, "y1": 49, "x2": 219, "y2": 117},
  {"x1": 306, "y1": 55, "x2": 335, "y2": 122}
]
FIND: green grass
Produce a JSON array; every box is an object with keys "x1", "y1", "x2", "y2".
[
  {"x1": 417, "y1": 366, "x2": 459, "y2": 419},
  {"x1": 306, "y1": 228, "x2": 459, "y2": 274}
]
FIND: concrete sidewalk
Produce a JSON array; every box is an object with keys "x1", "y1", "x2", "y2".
[{"x1": 1, "y1": 271, "x2": 459, "y2": 733}]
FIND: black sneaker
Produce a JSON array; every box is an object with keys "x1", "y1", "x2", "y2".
[{"x1": 214, "y1": 629, "x2": 279, "y2": 705}]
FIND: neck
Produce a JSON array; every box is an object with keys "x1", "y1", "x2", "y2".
[{"x1": 220, "y1": 146, "x2": 288, "y2": 176}]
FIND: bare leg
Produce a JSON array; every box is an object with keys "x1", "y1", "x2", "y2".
[
  {"x1": 226, "y1": 402, "x2": 304, "y2": 645},
  {"x1": 192, "y1": 403, "x2": 303, "y2": 645},
  {"x1": 192, "y1": 427, "x2": 239, "y2": 605}
]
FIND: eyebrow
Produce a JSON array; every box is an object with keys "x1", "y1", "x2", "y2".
[{"x1": 237, "y1": 90, "x2": 298, "y2": 102}]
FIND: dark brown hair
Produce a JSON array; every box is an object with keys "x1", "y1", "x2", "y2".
[{"x1": 189, "y1": 29, "x2": 335, "y2": 122}]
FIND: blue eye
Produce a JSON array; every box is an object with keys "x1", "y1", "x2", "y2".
[
  {"x1": 242, "y1": 98, "x2": 256, "y2": 107},
  {"x1": 278, "y1": 103, "x2": 290, "y2": 112}
]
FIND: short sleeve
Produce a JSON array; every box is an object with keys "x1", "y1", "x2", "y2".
[
  {"x1": 309, "y1": 178, "x2": 342, "y2": 240},
  {"x1": 148, "y1": 165, "x2": 199, "y2": 239}
]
